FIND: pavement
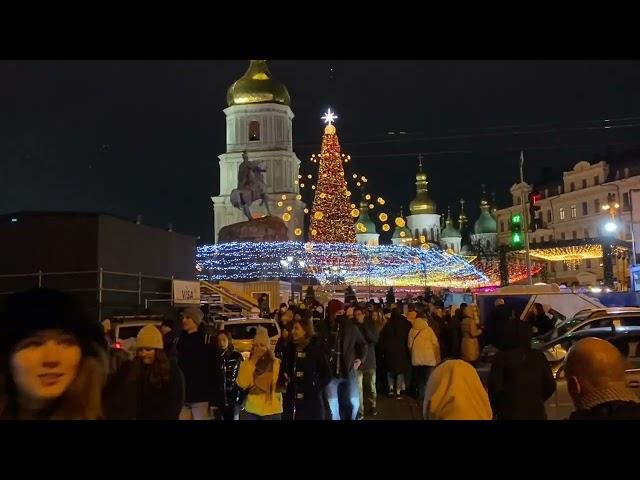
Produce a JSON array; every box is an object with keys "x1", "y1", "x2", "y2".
[{"x1": 367, "y1": 393, "x2": 422, "y2": 420}]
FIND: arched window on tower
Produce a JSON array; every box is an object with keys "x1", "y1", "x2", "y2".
[
  {"x1": 249, "y1": 121, "x2": 260, "y2": 141},
  {"x1": 486, "y1": 239, "x2": 491, "y2": 249},
  {"x1": 430, "y1": 227, "x2": 435, "y2": 241}
]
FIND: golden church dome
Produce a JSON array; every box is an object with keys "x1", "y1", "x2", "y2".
[{"x1": 227, "y1": 60, "x2": 291, "y2": 107}]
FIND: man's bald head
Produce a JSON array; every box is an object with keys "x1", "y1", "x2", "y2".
[
  {"x1": 565, "y1": 337, "x2": 627, "y2": 395},
  {"x1": 494, "y1": 298, "x2": 505, "y2": 307}
]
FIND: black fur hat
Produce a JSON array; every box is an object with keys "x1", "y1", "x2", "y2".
[{"x1": 0, "y1": 288, "x2": 106, "y2": 363}]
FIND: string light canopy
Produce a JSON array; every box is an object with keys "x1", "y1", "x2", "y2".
[
  {"x1": 196, "y1": 242, "x2": 488, "y2": 288},
  {"x1": 514, "y1": 239, "x2": 629, "y2": 270}
]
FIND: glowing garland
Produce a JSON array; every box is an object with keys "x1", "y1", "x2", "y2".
[{"x1": 196, "y1": 242, "x2": 489, "y2": 288}]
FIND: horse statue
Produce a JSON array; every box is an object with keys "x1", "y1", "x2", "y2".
[{"x1": 230, "y1": 150, "x2": 272, "y2": 220}]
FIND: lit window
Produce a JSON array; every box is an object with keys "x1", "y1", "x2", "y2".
[
  {"x1": 249, "y1": 121, "x2": 260, "y2": 141},
  {"x1": 571, "y1": 205, "x2": 577, "y2": 218},
  {"x1": 559, "y1": 207, "x2": 565, "y2": 220}
]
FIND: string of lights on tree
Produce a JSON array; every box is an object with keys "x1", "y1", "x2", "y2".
[{"x1": 195, "y1": 242, "x2": 489, "y2": 287}]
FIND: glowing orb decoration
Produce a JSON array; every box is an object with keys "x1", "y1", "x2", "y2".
[
  {"x1": 282, "y1": 213, "x2": 291, "y2": 222},
  {"x1": 304, "y1": 208, "x2": 309, "y2": 214},
  {"x1": 350, "y1": 204, "x2": 356, "y2": 209},
  {"x1": 357, "y1": 182, "x2": 361, "y2": 187},
  {"x1": 287, "y1": 206, "x2": 293, "y2": 211},
  {"x1": 369, "y1": 204, "x2": 374, "y2": 209},
  {"x1": 307, "y1": 174, "x2": 312, "y2": 179},
  {"x1": 296, "y1": 194, "x2": 302, "y2": 200},
  {"x1": 320, "y1": 193, "x2": 326, "y2": 199},
  {"x1": 400, "y1": 231, "x2": 407, "y2": 238},
  {"x1": 357, "y1": 223, "x2": 367, "y2": 233},
  {"x1": 365, "y1": 194, "x2": 371, "y2": 201},
  {"x1": 277, "y1": 201, "x2": 283, "y2": 207},
  {"x1": 300, "y1": 183, "x2": 305, "y2": 188},
  {"x1": 395, "y1": 217, "x2": 406, "y2": 228},
  {"x1": 314, "y1": 211, "x2": 324, "y2": 220},
  {"x1": 281, "y1": 194, "x2": 287, "y2": 200},
  {"x1": 382, "y1": 223, "x2": 391, "y2": 232},
  {"x1": 311, "y1": 229, "x2": 318, "y2": 236},
  {"x1": 351, "y1": 209, "x2": 360, "y2": 217},
  {"x1": 298, "y1": 174, "x2": 302, "y2": 179},
  {"x1": 312, "y1": 185, "x2": 316, "y2": 190},
  {"x1": 377, "y1": 197, "x2": 385, "y2": 205},
  {"x1": 294, "y1": 228, "x2": 302, "y2": 236},
  {"x1": 379, "y1": 213, "x2": 388, "y2": 222},
  {"x1": 345, "y1": 190, "x2": 351, "y2": 197},
  {"x1": 353, "y1": 174, "x2": 358, "y2": 179}
]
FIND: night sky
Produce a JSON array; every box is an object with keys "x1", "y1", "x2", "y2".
[{"x1": 2, "y1": 60, "x2": 640, "y2": 243}]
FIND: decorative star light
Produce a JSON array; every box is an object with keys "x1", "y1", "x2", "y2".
[{"x1": 321, "y1": 108, "x2": 338, "y2": 125}]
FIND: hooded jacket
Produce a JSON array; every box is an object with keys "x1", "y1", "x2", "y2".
[
  {"x1": 408, "y1": 318, "x2": 440, "y2": 367},
  {"x1": 237, "y1": 356, "x2": 283, "y2": 417},
  {"x1": 424, "y1": 360, "x2": 493, "y2": 420}
]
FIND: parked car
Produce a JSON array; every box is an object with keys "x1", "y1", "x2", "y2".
[
  {"x1": 532, "y1": 307, "x2": 640, "y2": 348},
  {"x1": 212, "y1": 317, "x2": 281, "y2": 360},
  {"x1": 535, "y1": 326, "x2": 640, "y2": 419},
  {"x1": 109, "y1": 318, "x2": 164, "y2": 357}
]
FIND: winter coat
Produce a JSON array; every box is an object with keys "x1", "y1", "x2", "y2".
[
  {"x1": 325, "y1": 316, "x2": 369, "y2": 379},
  {"x1": 176, "y1": 329, "x2": 216, "y2": 403},
  {"x1": 569, "y1": 400, "x2": 640, "y2": 420},
  {"x1": 357, "y1": 318, "x2": 379, "y2": 370},
  {"x1": 483, "y1": 304, "x2": 511, "y2": 349},
  {"x1": 440, "y1": 313, "x2": 460, "y2": 359},
  {"x1": 278, "y1": 336, "x2": 332, "y2": 420},
  {"x1": 487, "y1": 324, "x2": 555, "y2": 420},
  {"x1": 461, "y1": 315, "x2": 482, "y2": 362},
  {"x1": 211, "y1": 348, "x2": 244, "y2": 409},
  {"x1": 103, "y1": 356, "x2": 185, "y2": 420},
  {"x1": 237, "y1": 357, "x2": 283, "y2": 417},
  {"x1": 379, "y1": 312, "x2": 412, "y2": 375},
  {"x1": 163, "y1": 330, "x2": 178, "y2": 358},
  {"x1": 408, "y1": 318, "x2": 439, "y2": 367},
  {"x1": 531, "y1": 313, "x2": 554, "y2": 337}
]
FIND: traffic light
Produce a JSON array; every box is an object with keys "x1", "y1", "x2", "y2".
[
  {"x1": 528, "y1": 189, "x2": 542, "y2": 232},
  {"x1": 510, "y1": 213, "x2": 523, "y2": 248}
]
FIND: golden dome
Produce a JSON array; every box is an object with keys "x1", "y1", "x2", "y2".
[
  {"x1": 227, "y1": 60, "x2": 291, "y2": 107},
  {"x1": 409, "y1": 160, "x2": 436, "y2": 215}
]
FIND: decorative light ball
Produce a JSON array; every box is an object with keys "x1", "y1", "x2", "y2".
[
  {"x1": 312, "y1": 185, "x2": 316, "y2": 190},
  {"x1": 357, "y1": 223, "x2": 367, "y2": 233},
  {"x1": 314, "y1": 211, "x2": 324, "y2": 220},
  {"x1": 347, "y1": 155, "x2": 351, "y2": 160},
  {"x1": 300, "y1": 183, "x2": 305, "y2": 188},
  {"x1": 400, "y1": 231, "x2": 406, "y2": 238},
  {"x1": 281, "y1": 194, "x2": 287, "y2": 200},
  {"x1": 307, "y1": 174, "x2": 312, "y2": 179},
  {"x1": 282, "y1": 213, "x2": 291, "y2": 222},
  {"x1": 382, "y1": 224, "x2": 391, "y2": 232},
  {"x1": 395, "y1": 217, "x2": 406, "y2": 228},
  {"x1": 325, "y1": 124, "x2": 336, "y2": 135},
  {"x1": 351, "y1": 209, "x2": 360, "y2": 217},
  {"x1": 365, "y1": 194, "x2": 371, "y2": 200},
  {"x1": 356, "y1": 182, "x2": 361, "y2": 187},
  {"x1": 419, "y1": 235, "x2": 426, "y2": 243},
  {"x1": 296, "y1": 194, "x2": 302, "y2": 200},
  {"x1": 294, "y1": 180, "x2": 299, "y2": 185},
  {"x1": 298, "y1": 174, "x2": 303, "y2": 179},
  {"x1": 320, "y1": 192, "x2": 326, "y2": 199},
  {"x1": 345, "y1": 190, "x2": 351, "y2": 197},
  {"x1": 379, "y1": 213, "x2": 388, "y2": 222},
  {"x1": 294, "y1": 228, "x2": 302, "y2": 236},
  {"x1": 353, "y1": 174, "x2": 358, "y2": 179},
  {"x1": 350, "y1": 204, "x2": 356, "y2": 209},
  {"x1": 287, "y1": 206, "x2": 293, "y2": 211},
  {"x1": 311, "y1": 229, "x2": 318, "y2": 236},
  {"x1": 277, "y1": 201, "x2": 283, "y2": 207},
  {"x1": 369, "y1": 204, "x2": 374, "y2": 209},
  {"x1": 377, "y1": 197, "x2": 385, "y2": 205},
  {"x1": 304, "y1": 208, "x2": 309, "y2": 214}
]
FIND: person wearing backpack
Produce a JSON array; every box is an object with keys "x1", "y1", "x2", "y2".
[{"x1": 408, "y1": 312, "x2": 440, "y2": 415}]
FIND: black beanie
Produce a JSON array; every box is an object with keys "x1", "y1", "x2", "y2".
[{"x1": 0, "y1": 288, "x2": 106, "y2": 363}]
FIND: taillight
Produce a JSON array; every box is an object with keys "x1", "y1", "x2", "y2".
[{"x1": 114, "y1": 342, "x2": 122, "y2": 349}]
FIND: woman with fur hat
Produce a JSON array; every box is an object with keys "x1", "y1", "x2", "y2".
[
  {"x1": 236, "y1": 326, "x2": 283, "y2": 420},
  {"x1": 104, "y1": 325, "x2": 185, "y2": 420},
  {"x1": 211, "y1": 331, "x2": 244, "y2": 421},
  {"x1": 0, "y1": 288, "x2": 108, "y2": 420}
]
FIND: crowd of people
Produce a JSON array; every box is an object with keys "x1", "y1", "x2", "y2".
[{"x1": 2, "y1": 287, "x2": 640, "y2": 420}]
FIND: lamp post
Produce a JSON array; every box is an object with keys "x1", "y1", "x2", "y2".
[{"x1": 601, "y1": 193, "x2": 627, "y2": 290}]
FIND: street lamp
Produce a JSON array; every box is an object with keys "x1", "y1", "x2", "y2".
[{"x1": 604, "y1": 221, "x2": 618, "y2": 233}]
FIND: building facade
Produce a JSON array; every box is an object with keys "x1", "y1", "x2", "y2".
[{"x1": 495, "y1": 159, "x2": 640, "y2": 286}]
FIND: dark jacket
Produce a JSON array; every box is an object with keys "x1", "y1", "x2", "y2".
[
  {"x1": 531, "y1": 313, "x2": 554, "y2": 337},
  {"x1": 279, "y1": 336, "x2": 332, "y2": 420},
  {"x1": 103, "y1": 356, "x2": 185, "y2": 420},
  {"x1": 357, "y1": 317, "x2": 379, "y2": 370},
  {"x1": 440, "y1": 312, "x2": 461, "y2": 359},
  {"x1": 163, "y1": 329, "x2": 178, "y2": 358},
  {"x1": 211, "y1": 347, "x2": 244, "y2": 408},
  {"x1": 488, "y1": 324, "x2": 555, "y2": 420},
  {"x1": 569, "y1": 400, "x2": 640, "y2": 420},
  {"x1": 326, "y1": 315, "x2": 369, "y2": 379},
  {"x1": 484, "y1": 304, "x2": 510, "y2": 349},
  {"x1": 379, "y1": 311, "x2": 412, "y2": 374},
  {"x1": 176, "y1": 329, "x2": 216, "y2": 403}
]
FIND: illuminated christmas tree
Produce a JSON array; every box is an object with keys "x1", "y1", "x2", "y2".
[{"x1": 308, "y1": 109, "x2": 356, "y2": 243}]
